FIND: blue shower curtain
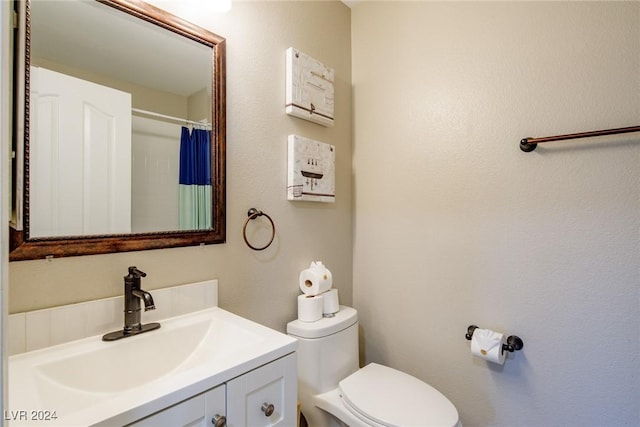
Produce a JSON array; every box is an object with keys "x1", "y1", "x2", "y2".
[{"x1": 179, "y1": 127, "x2": 212, "y2": 230}]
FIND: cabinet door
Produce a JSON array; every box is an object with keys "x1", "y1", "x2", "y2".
[
  {"x1": 129, "y1": 384, "x2": 225, "y2": 427},
  {"x1": 226, "y1": 353, "x2": 297, "y2": 427},
  {"x1": 205, "y1": 384, "x2": 228, "y2": 427}
]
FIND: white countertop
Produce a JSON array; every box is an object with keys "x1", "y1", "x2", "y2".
[{"x1": 8, "y1": 307, "x2": 297, "y2": 426}]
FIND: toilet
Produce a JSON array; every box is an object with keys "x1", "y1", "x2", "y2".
[{"x1": 287, "y1": 306, "x2": 461, "y2": 427}]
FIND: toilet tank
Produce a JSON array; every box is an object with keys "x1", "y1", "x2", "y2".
[{"x1": 287, "y1": 306, "x2": 359, "y2": 395}]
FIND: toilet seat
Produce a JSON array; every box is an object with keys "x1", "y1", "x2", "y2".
[{"x1": 338, "y1": 363, "x2": 459, "y2": 427}]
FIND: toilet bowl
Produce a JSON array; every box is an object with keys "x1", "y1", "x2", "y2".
[{"x1": 287, "y1": 306, "x2": 460, "y2": 427}]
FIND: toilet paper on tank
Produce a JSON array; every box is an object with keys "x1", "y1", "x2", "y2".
[
  {"x1": 322, "y1": 288, "x2": 340, "y2": 316},
  {"x1": 299, "y1": 261, "x2": 333, "y2": 295},
  {"x1": 297, "y1": 294, "x2": 324, "y2": 322},
  {"x1": 470, "y1": 328, "x2": 507, "y2": 365}
]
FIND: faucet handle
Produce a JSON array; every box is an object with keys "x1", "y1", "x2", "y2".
[{"x1": 128, "y1": 266, "x2": 147, "y2": 278}]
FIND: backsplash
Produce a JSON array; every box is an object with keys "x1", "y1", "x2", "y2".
[{"x1": 9, "y1": 280, "x2": 218, "y2": 355}]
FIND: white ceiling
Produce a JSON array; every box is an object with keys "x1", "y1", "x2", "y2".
[
  {"x1": 30, "y1": 0, "x2": 212, "y2": 97},
  {"x1": 341, "y1": 0, "x2": 361, "y2": 8}
]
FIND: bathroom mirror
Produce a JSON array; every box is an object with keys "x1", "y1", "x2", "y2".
[{"x1": 10, "y1": 0, "x2": 226, "y2": 261}]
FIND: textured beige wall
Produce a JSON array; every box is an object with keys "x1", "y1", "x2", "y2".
[
  {"x1": 352, "y1": 2, "x2": 639, "y2": 426},
  {"x1": 31, "y1": 57, "x2": 189, "y2": 118},
  {"x1": 9, "y1": 1, "x2": 352, "y2": 333}
]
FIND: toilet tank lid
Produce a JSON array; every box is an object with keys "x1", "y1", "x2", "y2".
[{"x1": 287, "y1": 306, "x2": 357, "y2": 338}]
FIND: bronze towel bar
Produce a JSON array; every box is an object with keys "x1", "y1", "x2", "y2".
[{"x1": 520, "y1": 125, "x2": 640, "y2": 152}]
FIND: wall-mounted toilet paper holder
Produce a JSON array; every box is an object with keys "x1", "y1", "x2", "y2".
[{"x1": 465, "y1": 325, "x2": 524, "y2": 354}]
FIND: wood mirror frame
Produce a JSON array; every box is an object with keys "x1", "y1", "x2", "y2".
[{"x1": 9, "y1": 0, "x2": 226, "y2": 261}]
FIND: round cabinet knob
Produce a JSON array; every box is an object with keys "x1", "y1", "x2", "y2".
[
  {"x1": 261, "y1": 402, "x2": 275, "y2": 417},
  {"x1": 211, "y1": 414, "x2": 227, "y2": 427}
]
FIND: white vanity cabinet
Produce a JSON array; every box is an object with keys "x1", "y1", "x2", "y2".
[
  {"x1": 127, "y1": 353, "x2": 296, "y2": 427},
  {"x1": 227, "y1": 353, "x2": 297, "y2": 427},
  {"x1": 128, "y1": 385, "x2": 226, "y2": 427},
  {"x1": 9, "y1": 303, "x2": 299, "y2": 427}
]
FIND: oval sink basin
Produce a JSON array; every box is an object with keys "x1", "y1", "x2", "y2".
[
  {"x1": 37, "y1": 319, "x2": 211, "y2": 393},
  {"x1": 9, "y1": 307, "x2": 297, "y2": 426}
]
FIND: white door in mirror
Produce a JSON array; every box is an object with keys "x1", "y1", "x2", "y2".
[{"x1": 29, "y1": 66, "x2": 132, "y2": 237}]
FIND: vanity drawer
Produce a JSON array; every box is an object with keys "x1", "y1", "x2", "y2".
[
  {"x1": 226, "y1": 353, "x2": 297, "y2": 427},
  {"x1": 128, "y1": 384, "x2": 226, "y2": 427}
]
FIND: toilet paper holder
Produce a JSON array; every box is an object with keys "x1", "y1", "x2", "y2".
[{"x1": 465, "y1": 325, "x2": 524, "y2": 354}]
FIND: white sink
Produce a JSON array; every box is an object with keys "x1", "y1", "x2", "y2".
[
  {"x1": 9, "y1": 307, "x2": 297, "y2": 426},
  {"x1": 37, "y1": 319, "x2": 211, "y2": 393}
]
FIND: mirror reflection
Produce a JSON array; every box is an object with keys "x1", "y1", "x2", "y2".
[
  {"x1": 10, "y1": 0, "x2": 226, "y2": 260},
  {"x1": 30, "y1": 0, "x2": 213, "y2": 236}
]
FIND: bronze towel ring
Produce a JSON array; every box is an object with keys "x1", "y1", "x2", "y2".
[{"x1": 242, "y1": 208, "x2": 275, "y2": 251}]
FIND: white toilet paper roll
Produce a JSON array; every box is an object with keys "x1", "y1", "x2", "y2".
[
  {"x1": 470, "y1": 328, "x2": 507, "y2": 365},
  {"x1": 322, "y1": 288, "x2": 340, "y2": 315},
  {"x1": 299, "y1": 262, "x2": 333, "y2": 295},
  {"x1": 297, "y1": 294, "x2": 324, "y2": 322}
]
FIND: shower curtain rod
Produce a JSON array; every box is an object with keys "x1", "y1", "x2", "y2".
[
  {"x1": 132, "y1": 108, "x2": 212, "y2": 128},
  {"x1": 519, "y1": 125, "x2": 640, "y2": 152}
]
